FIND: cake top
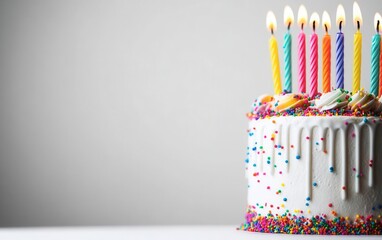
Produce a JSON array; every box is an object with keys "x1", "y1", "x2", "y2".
[{"x1": 248, "y1": 89, "x2": 382, "y2": 120}]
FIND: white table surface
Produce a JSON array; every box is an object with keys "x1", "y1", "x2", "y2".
[{"x1": 0, "y1": 226, "x2": 381, "y2": 240}]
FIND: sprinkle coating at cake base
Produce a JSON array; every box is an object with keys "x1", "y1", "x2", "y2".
[{"x1": 240, "y1": 206, "x2": 382, "y2": 235}]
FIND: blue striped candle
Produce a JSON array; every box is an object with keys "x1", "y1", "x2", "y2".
[
  {"x1": 335, "y1": 31, "x2": 344, "y2": 89},
  {"x1": 335, "y1": 5, "x2": 345, "y2": 90}
]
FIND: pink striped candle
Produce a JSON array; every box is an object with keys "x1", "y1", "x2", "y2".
[
  {"x1": 309, "y1": 13, "x2": 320, "y2": 98},
  {"x1": 298, "y1": 5, "x2": 308, "y2": 93},
  {"x1": 298, "y1": 31, "x2": 306, "y2": 93}
]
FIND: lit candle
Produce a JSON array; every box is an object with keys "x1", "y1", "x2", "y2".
[
  {"x1": 335, "y1": 5, "x2": 345, "y2": 89},
  {"x1": 309, "y1": 12, "x2": 320, "y2": 98},
  {"x1": 352, "y1": 2, "x2": 362, "y2": 94},
  {"x1": 322, "y1": 11, "x2": 331, "y2": 93},
  {"x1": 371, "y1": 13, "x2": 381, "y2": 96},
  {"x1": 283, "y1": 6, "x2": 294, "y2": 93},
  {"x1": 380, "y1": 36, "x2": 382, "y2": 97},
  {"x1": 298, "y1": 5, "x2": 308, "y2": 93},
  {"x1": 266, "y1": 11, "x2": 282, "y2": 95}
]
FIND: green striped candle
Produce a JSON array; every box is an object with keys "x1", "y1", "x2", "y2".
[
  {"x1": 283, "y1": 30, "x2": 292, "y2": 93},
  {"x1": 371, "y1": 20, "x2": 381, "y2": 96},
  {"x1": 283, "y1": 6, "x2": 294, "y2": 93}
]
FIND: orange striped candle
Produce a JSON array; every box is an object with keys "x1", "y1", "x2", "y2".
[{"x1": 322, "y1": 11, "x2": 331, "y2": 93}]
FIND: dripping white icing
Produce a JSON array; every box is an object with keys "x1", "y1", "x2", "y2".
[
  {"x1": 246, "y1": 116, "x2": 381, "y2": 202},
  {"x1": 368, "y1": 124, "x2": 375, "y2": 187},
  {"x1": 340, "y1": 128, "x2": 347, "y2": 200},
  {"x1": 354, "y1": 125, "x2": 360, "y2": 193}
]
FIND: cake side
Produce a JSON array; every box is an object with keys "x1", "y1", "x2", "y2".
[
  {"x1": 241, "y1": 116, "x2": 382, "y2": 234},
  {"x1": 240, "y1": 89, "x2": 382, "y2": 234}
]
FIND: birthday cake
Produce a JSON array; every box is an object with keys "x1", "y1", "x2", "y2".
[
  {"x1": 240, "y1": 3, "x2": 382, "y2": 235},
  {"x1": 240, "y1": 90, "x2": 382, "y2": 234}
]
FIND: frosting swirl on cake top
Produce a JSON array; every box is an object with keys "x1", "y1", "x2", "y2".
[
  {"x1": 249, "y1": 89, "x2": 382, "y2": 119},
  {"x1": 315, "y1": 89, "x2": 349, "y2": 111}
]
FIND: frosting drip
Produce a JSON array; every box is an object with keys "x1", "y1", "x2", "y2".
[{"x1": 246, "y1": 116, "x2": 382, "y2": 219}]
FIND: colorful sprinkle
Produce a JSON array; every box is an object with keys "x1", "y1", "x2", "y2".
[{"x1": 240, "y1": 207, "x2": 382, "y2": 235}]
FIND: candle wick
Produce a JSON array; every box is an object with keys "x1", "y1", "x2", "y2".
[
  {"x1": 301, "y1": 23, "x2": 304, "y2": 31},
  {"x1": 339, "y1": 21, "x2": 342, "y2": 32},
  {"x1": 271, "y1": 28, "x2": 274, "y2": 35},
  {"x1": 288, "y1": 22, "x2": 291, "y2": 31},
  {"x1": 313, "y1": 21, "x2": 316, "y2": 32},
  {"x1": 325, "y1": 24, "x2": 328, "y2": 33},
  {"x1": 357, "y1": 21, "x2": 360, "y2": 31},
  {"x1": 377, "y1": 20, "x2": 380, "y2": 33}
]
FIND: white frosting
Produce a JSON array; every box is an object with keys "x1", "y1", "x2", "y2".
[
  {"x1": 246, "y1": 116, "x2": 382, "y2": 219},
  {"x1": 348, "y1": 91, "x2": 377, "y2": 112},
  {"x1": 314, "y1": 89, "x2": 348, "y2": 111},
  {"x1": 376, "y1": 96, "x2": 382, "y2": 114},
  {"x1": 251, "y1": 90, "x2": 382, "y2": 117}
]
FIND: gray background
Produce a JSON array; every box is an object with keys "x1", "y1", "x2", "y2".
[{"x1": 0, "y1": 0, "x2": 380, "y2": 227}]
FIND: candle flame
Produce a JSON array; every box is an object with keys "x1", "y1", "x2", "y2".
[
  {"x1": 284, "y1": 6, "x2": 294, "y2": 27},
  {"x1": 266, "y1": 11, "x2": 277, "y2": 33},
  {"x1": 336, "y1": 4, "x2": 346, "y2": 28},
  {"x1": 310, "y1": 12, "x2": 320, "y2": 31},
  {"x1": 298, "y1": 5, "x2": 308, "y2": 28},
  {"x1": 353, "y1": 2, "x2": 362, "y2": 28},
  {"x1": 374, "y1": 13, "x2": 382, "y2": 33},
  {"x1": 322, "y1": 11, "x2": 331, "y2": 32}
]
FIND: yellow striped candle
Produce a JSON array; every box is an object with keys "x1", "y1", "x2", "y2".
[
  {"x1": 352, "y1": 2, "x2": 362, "y2": 94},
  {"x1": 267, "y1": 11, "x2": 282, "y2": 95}
]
